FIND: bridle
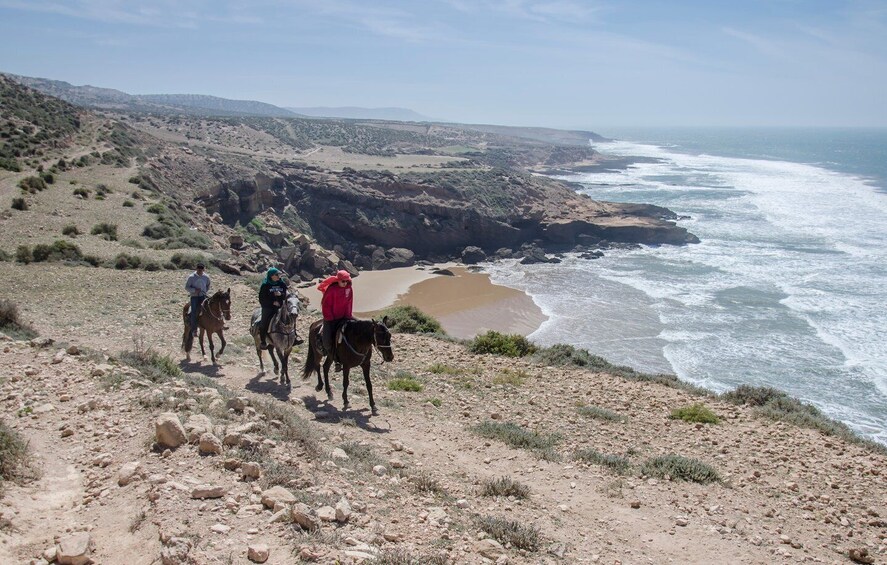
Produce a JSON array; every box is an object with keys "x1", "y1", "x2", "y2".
[
  {"x1": 337, "y1": 321, "x2": 392, "y2": 364},
  {"x1": 202, "y1": 294, "x2": 230, "y2": 323}
]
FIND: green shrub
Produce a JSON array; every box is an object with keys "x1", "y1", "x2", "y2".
[
  {"x1": 128, "y1": 175, "x2": 141, "y2": 184},
  {"x1": 152, "y1": 231, "x2": 212, "y2": 250},
  {"x1": 90, "y1": 222, "x2": 118, "y2": 241},
  {"x1": 577, "y1": 405, "x2": 625, "y2": 422},
  {"x1": 142, "y1": 222, "x2": 175, "y2": 239},
  {"x1": 492, "y1": 368, "x2": 528, "y2": 386},
  {"x1": 31, "y1": 240, "x2": 82, "y2": 263},
  {"x1": 72, "y1": 187, "x2": 90, "y2": 198},
  {"x1": 720, "y1": 385, "x2": 886, "y2": 454},
  {"x1": 380, "y1": 305, "x2": 444, "y2": 334},
  {"x1": 18, "y1": 176, "x2": 46, "y2": 193},
  {"x1": 427, "y1": 398, "x2": 442, "y2": 407},
  {"x1": 10, "y1": 197, "x2": 27, "y2": 211},
  {"x1": 62, "y1": 224, "x2": 80, "y2": 237},
  {"x1": 475, "y1": 515, "x2": 540, "y2": 551},
  {"x1": 640, "y1": 454, "x2": 720, "y2": 484},
  {"x1": 95, "y1": 183, "x2": 112, "y2": 196},
  {"x1": 40, "y1": 172, "x2": 54, "y2": 184},
  {"x1": 468, "y1": 330, "x2": 536, "y2": 357},
  {"x1": 112, "y1": 253, "x2": 142, "y2": 270},
  {"x1": 118, "y1": 347, "x2": 183, "y2": 383},
  {"x1": 15, "y1": 245, "x2": 32, "y2": 264},
  {"x1": 428, "y1": 363, "x2": 462, "y2": 375},
  {"x1": 169, "y1": 252, "x2": 208, "y2": 270},
  {"x1": 473, "y1": 421, "x2": 560, "y2": 458},
  {"x1": 574, "y1": 448, "x2": 632, "y2": 474},
  {"x1": 388, "y1": 371, "x2": 424, "y2": 392},
  {"x1": 146, "y1": 203, "x2": 165, "y2": 214},
  {"x1": 122, "y1": 200, "x2": 134, "y2": 207},
  {"x1": 670, "y1": 403, "x2": 720, "y2": 424},
  {"x1": 121, "y1": 239, "x2": 144, "y2": 249},
  {"x1": 480, "y1": 476, "x2": 530, "y2": 499}
]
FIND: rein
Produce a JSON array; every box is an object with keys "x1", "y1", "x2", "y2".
[
  {"x1": 339, "y1": 322, "x2": 391, "y2": 363},
  {"x1": 201, "y1": 297, "x2": 228, "y2": 324}
]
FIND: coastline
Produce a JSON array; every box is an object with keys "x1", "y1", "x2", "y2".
[{"x1": 302, "y1": 265, "x2": 548, "y2": 339}]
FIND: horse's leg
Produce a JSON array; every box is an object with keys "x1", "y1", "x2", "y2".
[
  {"x1": 199, "y1": 327, "x2": 206, "y2": 358},
  {"x1": 341, "y1": 366, "x2": 350, "y2": 411},
  {"x1": 362, "y1": 359, "x2": 376, "y2": 415},
  {"x1": 208, "y1": 332, "x2": 216, "y2": 365},
  {"x1": 217, "y1": 331, "x2": 226, "y2": 357},
  {"x1": 255, "y1": 340, "x2": 265, "y2": 374},
  {"x1": 322, "y1": 356, "x2": 334, "y2": 400},
  {"x1": 269, "y1": 346, "x2": 279, "y2": 375},
  {"x1": 281, "y1": 350, "x2": 290, "y2": 386}
]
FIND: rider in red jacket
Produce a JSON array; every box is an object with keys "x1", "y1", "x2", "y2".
[{"x1": 318, "y1": 270, "x2": 354, "y2": 369}]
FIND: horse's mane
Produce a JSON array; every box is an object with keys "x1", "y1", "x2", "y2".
[{"x1": 347, "y1": 319, "x2": 376, "y2": 340}]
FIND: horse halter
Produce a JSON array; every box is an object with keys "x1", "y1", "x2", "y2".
[
  {"x1": 203, "y1": 295, "x2": 229, "y2": 322},
  {"x1": 371, "y1": 322, "x2": 393, "y2": 361}
]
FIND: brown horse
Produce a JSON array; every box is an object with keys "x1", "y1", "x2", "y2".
[
  {"x1": 181, "y1": 289, "x2": 231, "y2": 364},
  {"x1": 301, "y1": 317, "x2": 393, "y2": 414}
]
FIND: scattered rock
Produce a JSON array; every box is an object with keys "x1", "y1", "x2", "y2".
[
  {"x1": 155, "y1": 413, "x2": 187, "y2": 449},
  {"x1": 66, "y1": 345, "x2": 80, "y2": 355},
  {"x1": 117, "y1": 461, "x2": 143, "y2": 486},
  {"x1": 198, "y1": 433, "x2": 223, "y2": 456},
  {"x1": 191, "y1": 485, "x2": 227, "y2": 499},
  {"x1": 261, "y1": 486, "x2": 296, "y2": 509},
  {"x1": 316, "y1": 505, "x2": 336, "y2": 522},
  {"x1": 849, "y1": 548, "x2": 874, "y2": 564},
  {"x1": 210, "y1": 523, "x2": 231, "y2": 534},
  {"x1": 241, "y1": 462, "x2": 262, "y2": 480},
  {"x1": 330, "y1": 447, "x2": 349, "y2": 461},
  {"x1": 184, "y1": 414, "x2": 213, "y2": 442},
  {"x1": 291, "y1": 503, "x2": 321, "y2": 532},
  {"x1": 55, "y1": 532, "x2": 91, "y2": 565},
  {"x1": 160, "y1": 537, "x2": 192, "y2": 565},
  {"x1": 474, "y1": 538, "x2": 506, "y2": 560},
  {"x1": 372, "y1": 465, "x2": 387, "y2": 476},
  {"x1": 247, "y1": 544, "x2": 270, "y2": 563}
]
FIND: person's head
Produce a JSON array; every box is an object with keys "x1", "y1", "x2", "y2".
[
  {"x1": 336, "y1": 270, "x2": 351, "y2": 287},
  {"x1": 196, "y1": 263, "x2": 205, "y2": 274},
  {"x1": 267, "y1": 267, "x2": 280, "y2": 281}
]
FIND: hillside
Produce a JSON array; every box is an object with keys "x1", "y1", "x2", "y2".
[{"x1": 286, "y1": 107, "x2": 434, "y2": 122}]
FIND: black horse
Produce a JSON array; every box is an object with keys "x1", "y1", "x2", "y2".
[
  {"x1": 181, "y1": 289, "x2": 231, "y2": 365},
  {"x1": 249, "y1": 293, "x2": 301, "y2": 386},
  {"x1": 302, "y1": 317, "x2": 394, "y2": 414}
]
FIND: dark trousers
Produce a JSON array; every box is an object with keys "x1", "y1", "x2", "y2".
[
  {"x1": 322, "y1": 319, "x2": 345, "y2": 358},
  {"x1": 189, "y1": 296, "x2": 204, "y2": 335},
  {"x1": 259, "y1": 306, "x2": 278, "y2": 345}
]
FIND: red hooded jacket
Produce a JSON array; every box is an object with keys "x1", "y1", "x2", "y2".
[{"x1": 318, "y1": 276, "x2": 353, "y2": 321}]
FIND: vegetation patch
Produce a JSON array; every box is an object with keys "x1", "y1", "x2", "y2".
[
  {"x1": 90, "y1": 222, "x2": 119, "y2": 241},
  {"x1": 473, "y1": 421, "x2": 560, "y2": 459},
  {"x1": 118, "y1": 346, "x2": 183, "y2": 384},
  {"x1": 0, "y1": 420, "x2": 33, "y2": 487},
  {"x1": 375, "y1": 548, "x2": 448, "y2": 565},
  {"x1": 408, "y1": 471, "x2": 447, "y2": 496},
  {"x1": 475, "y1": 515, "x2": 541, "y2": 551},
  {"x1": 468, "y1": 330, "x2": 537, "y2": 357},
  {"x1": 640, "y1": 454, "x2": 720, "y2": 484},
  {"x1": 251, "y1": 398, "x2": 318, "y2": 455},
  {"x1": 577, "y1": 404, "x2": 626, "y2": 422},
  {"x1": 574, "y1": 448, "x2": 633, "y2": 474},
  {"x1": 387, "y1": 371, "x2": 424, "y2": 392},
  {"x1": 480, "y1": 476, "x2": 530, "y2": 499},
  {"x1": 62, "y1": 224, "x2": 81, "y2": 237},
  {"x1": 380, "y1": 305, "x2": 444, "y2": 334},
  {"x1": 10, "y1": 197, "x2": 27, "y2": 211},
  {"x1": 428, "y1": 363, "x2": 462, "y2": 375},
  {"x1": 720, "y1": 385, "x2": 886, "y2": 454},
  {"x1": 0, "y1": 298, "x2": 37, "y2": 340},
  {"x1": 18, "y1": 176, "x2": 47, "y2": 194},
  {"x1": 670, "y1": 403, "x2": 720, "y2": 424},
  {"x1": 492, "y1": 368, "x2": 528, "y2": 386}
]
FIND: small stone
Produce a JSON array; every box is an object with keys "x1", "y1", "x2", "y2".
[
  {"x1": 389, "y1": 458, "x2": 406, "y2": 469},
  {"x1": 155, "y1": 413, "x2": 187, "y2": 449},
  {"x1": 335, "y1": 497, "x2": 352, "y2": 523},
  {"x1": 316, "y1": 505, "x2": 336, "y2": 522},
  {"x1": 118, "y1": 461, "x2": 143, "y2": 486},
  {"x1": 61, "y1": 428, "x2": 74, "y2": 438},
  {"x1": 247, "y1": 544, "x2": 270, "y2": 563},
  {"x1": 849, "y1": 548, "x2": 875, "y2": 564},
  {"x1": 330, "y1": 447, "x2": 349, "y2": 461},
  {"x1": 261, "y1": 486, "x2": 296, "y2": 509},
  {"x1": 291, "y1": 503, "x2": 321, "y2": 532},
  {"x1": 192, "y1": 485, "x2": 227, "y2": 499},
  {"x1": 456, "y1": 499, "x2": 470, "y2": 509},
  {"x1": 372, "y1": 465, "x2": 387, "y2": 476},
  {"x1": 474, "y1": 538, "x2": 506, "y2": 560},
  {"x1": 51, "y1": 350, "x2": 66, "y2": 364},
  {"x1": 198, "y1": 433, "x2": 223, "y2": 456},
  {"x1": 227, "y1": 397, "x2": 248, "y2": 412},
  {"x1": 630, "y1": 500, "x2": 641, "y2": 509},
  {"x1": 210, "y1": 523, "x2": 231, "y2": 534},
  {"x1": 241, "y1": 462, "x2": 262, "y2": 480},
  {"x1": 66, "y1": 345, "x2": 80, "y2": 355},
  {"x1": 676, "y1": 517, "x2": 689, "y2": 527},
  {"x1": 391, "y1": 440, "x2": 404, "y2": 451}
]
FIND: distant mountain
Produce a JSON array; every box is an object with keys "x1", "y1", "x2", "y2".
[
  {"x1": 285, "y1": 106, "x2": 433, "y2": 122},
  {"x1": 4, "y1": 74, "x2": 299, "y2": 118},
  {"x1": 452, "y1": 123, "x2": 611, "y2": 145}
]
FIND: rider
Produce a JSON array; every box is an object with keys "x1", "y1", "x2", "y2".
[
  {"x1": 184, "y1": 262, "x2": 210, "y2": 336},
  {"x1": 258, "y1": 267, "x2": 288, "y2": 349},
  {"x1": 317, "y1": 270, "x2": 354, "y2": 371}
]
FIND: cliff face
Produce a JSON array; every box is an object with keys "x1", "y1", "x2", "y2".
[{"x1": 195, "y1": 164, "x2": 697, "y2": 261}]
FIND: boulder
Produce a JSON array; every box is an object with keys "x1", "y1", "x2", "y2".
[
  {"x1": 155, "y1": 413, "x2": 187, "y2": 449},
  {"x1": 56, "y1": 533, "x2": 91, "y2": 565},
  {"x1": 198, "y1": 433, "x2": 223, "y2": 456},
  {"x1": 335, "y1": 497, "x2": 352, "y2": 523},
  {"x1": 117, "y1": 461, "x2": 143, "y2": 486},
  {"x1": 474, "y1": 538, "x2": 506, "y2": 560},
  {"x1": 191, "y1": 485, "x2": 227, "y2": 499},
  {"x1": 184, "y1": 414, "x2": 213, "y2": 442},
  {"x1": 229, "y1": 234, "x2": 244, "y2": 249},
  {"x1": 291, "y1": 503, "x2": 321, "y2": 532},
  {"x1": 386, "y1": 248, "x2": 415, "y2": 268},
  {"x1": 241, "y1": 462, "x2": 262, "y2": 480},
  {"x1": 461, "y1": 246, "x2": 486, "y2": 264},
  {"x1": 261, "y1": 486, "x2": 296, "y2": 509},
  {"x1": 247, "y1": 544, "x2": 270, "y2": 563}
]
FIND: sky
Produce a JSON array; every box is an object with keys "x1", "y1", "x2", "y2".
[{"x1": 1, "y1": 0, "x2": 886, "y2": 128}]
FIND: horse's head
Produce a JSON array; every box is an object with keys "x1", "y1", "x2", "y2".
[
  {"x1": 372, "y1": 316, "x2": 394, "y2": 363},
  {"x1": 216, "y1": 288, "x2": 231, "y2": 321}
]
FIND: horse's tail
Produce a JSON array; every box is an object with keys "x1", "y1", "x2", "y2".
[
  {"x1": 301, "y1": 340, "x2": 315, "y2": 380},
  {"x1": 182, "y1": 304, "x2": 193, "y2": 353}
]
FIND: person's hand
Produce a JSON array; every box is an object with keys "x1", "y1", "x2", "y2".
[{"x1": 273, "y1": 301, "x2": 280, "y2": 306}]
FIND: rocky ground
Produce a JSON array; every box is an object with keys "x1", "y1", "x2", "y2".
[{"x1": 0, "y1": 264, "x2": 885, "y2": 564}]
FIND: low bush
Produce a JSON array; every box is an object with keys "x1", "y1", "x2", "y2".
[
  {"x1": 640, "y1": 454, "x2": 720, "y2": 484},
  {"x1": 90, "y1": 222, "x2": 118, "y2": 241},
  {"x1": 408, "y1": 471, "x2": 446, "y2": 495},
  {"x1": 72, "y1": 187, "x2": 90, "y2": 198},
  {"x1": 122, "y1": 200, "x2": 134, "y2": 207},
  {"x1": 428, "y1": 363, "x2": 462, "y2": 375},
  {"x1": 118, "y1": 347, "x2": 183, "y2": 383},
  {"x1": 15, "y1": 245, "x2": 32, "y2": 264},
  {"x1": 379, "y1": 305, "x2": 444, "y2": 334},
  {"x1": 492, "y1": 368, "x2": 528, "y2": 386},
  {"x1": 18, "y1": 176, "x2": 46, "y2": 193},
  {"x1": 142, "y1": 222, "x2": 175, "y2": 239},
  {"x1": 721, "y1": 385, "x2": 886, "y2": 454},
  {"x1": 112, "y1": 253, "x2": 142, "y2": 270},
  {"x1": 468, "y1": 330, "x2": 537, "y2": 357},
  {"x1": 61, "y1": 224, "x2": 80, "y2": 237},
  {"x1": 152, "y1": 231, "x2": 212, "y2": 250},
  {"x1": 146, "y1": 203, "x2": 165, "y2": 214},
  {"x1": 480, "y1": 476, "x2": 530, "y2": 499},
  {"x1": 375, "y1": 548, "x2": 448, "y2": 565},
  {"x1": 169, "y1": 252, "x2": 209, "y2": 270},
  {"x1": 473, "y1": 420, "x2": 560, "y2": 459},
  {"x1": 577, "y1": 405, "x2": 626, "y2": 422},
  {"x1": 10, "y1": 197, "x2": 27, "y2": 211},
  {"x1": 31, "y1": 240, "x2": 83, "y2": 263},
  {"x1": 388, "y1": 371, "x2": 424, "y2": 392},
  {"x1": 475, "y1": 515, "x2": 541, "y2": 551},
  {"x1": 670, "y1": 403, "x2": 720, "y2": 424},
  {"x1": 574, "y1": 448, "x2": 633, "y2": 474},
  {"x1": 0, "y1": 420, "x2": 31, "y2": 485},
  {"x1": 95, "y1": 184, "x2": 112, "y2": 196},
  {"x1": 0, "y1": 298, "x2": 37, "y2": 339}
]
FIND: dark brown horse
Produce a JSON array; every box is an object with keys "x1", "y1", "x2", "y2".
[
  {"x1": 181, "y1": 288, "x2": 231, "y2": 364},
  {"x1": 302, "y1": 317, "x2": 394, "y2": 414}
]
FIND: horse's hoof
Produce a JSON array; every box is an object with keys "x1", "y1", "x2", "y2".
[
  {"x1": 273, "y1": 367, "x2": 279, "y2": 375},
  {"x1": 343, "y1": 402, "x2": 350, "y2": 411},
  {"x1": 315, "y1": 384, "x2": 323, "y2": 392},
  {"x1": 371, "y1": 407, "x2": 379, "y2": 416},
  {"x1": 327, "y1": 393, "x2": 334, "y2": 401}
]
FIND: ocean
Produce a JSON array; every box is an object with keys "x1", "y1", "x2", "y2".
[{"x1": 485, "y1": 127, "x2": 887, "y2": 445}]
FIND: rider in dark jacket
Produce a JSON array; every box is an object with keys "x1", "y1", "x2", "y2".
[{"x1": 258, "y1": 267, "x2": 288, "y2": 349}]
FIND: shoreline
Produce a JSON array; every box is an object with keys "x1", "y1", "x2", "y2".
[{"x1": 302, "y1": 265, "x2": 548, "y2": 340}]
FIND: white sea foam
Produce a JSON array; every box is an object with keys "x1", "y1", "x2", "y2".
[{"x1": 490, "y1": 138, "x2": 887, "y2": 443}]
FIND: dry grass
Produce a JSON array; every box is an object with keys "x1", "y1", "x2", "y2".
[
  {"x1": 475, "y1": 515, "x2": 541, "y2": 551},
  {"x1": 480, "y1": 476, "x2": 530, "y2": 499}
]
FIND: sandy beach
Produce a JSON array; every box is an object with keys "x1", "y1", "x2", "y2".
[{"x1": 302, "y1": 265, "x2": 547, "y2": 339}]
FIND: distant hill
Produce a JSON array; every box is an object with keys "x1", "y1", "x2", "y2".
[
  {"x1": 4, "y1": 74, "x2": 299, "y2": 118},
  {"x1": 451, "y1": 123, "x2": 611, "y2": 145},
  {"x1": 285, "y1": 106, "x2": 433, "y2": 122}
]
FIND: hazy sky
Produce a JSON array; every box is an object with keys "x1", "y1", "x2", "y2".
[{"x1": 1, "y1": 0, "x2": 886, "y2": 128}]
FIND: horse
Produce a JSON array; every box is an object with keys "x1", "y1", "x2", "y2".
[
  {"x1": 181, "y1": 288, "x2": 231, "y2": 365},
  {"x1": 249, "y1": 293, "x2": 302, "y2": 386},
  {"x1": 301, "y1": 317, "x2": 394, "y2": 414}
]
